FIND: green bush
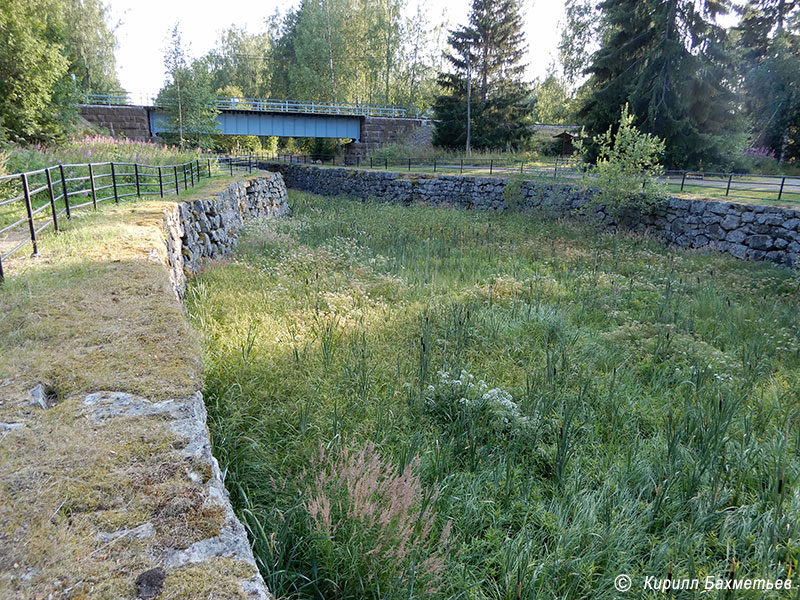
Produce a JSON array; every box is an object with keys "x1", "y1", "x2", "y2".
[
  {"x1": 212, "y1": 134, "x2": 261, "y2": 154},
  {"x1": 585, "y1": 104, "x2": 668, "y2": 213}
]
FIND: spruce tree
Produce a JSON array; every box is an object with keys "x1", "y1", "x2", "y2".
[
  {"x1": 736, "y1": 0, "x2": 800, "y2": 162},
  {"x1": 578, "y1": 0, "x2": 740, "y2": 168},
  {"x1": 432, "y1": 0, "x2": 530, "y2": 150}
]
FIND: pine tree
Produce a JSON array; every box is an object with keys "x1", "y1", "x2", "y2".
[
  {"x1": 577, "y1": 0, "x2": 740, "y2": 168},
  {"x1": 432, "y1": 0, "x2": 531, "y2": 150}
]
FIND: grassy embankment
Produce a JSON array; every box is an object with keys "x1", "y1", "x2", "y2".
[
  {"x1": 188, "y1": 190, "x2": 800, "y2": 600},
  {"x1": 0, "y1": 174, "x2": 264, "y2": 599}
]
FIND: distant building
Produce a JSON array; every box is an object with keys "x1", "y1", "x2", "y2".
[{"x1": 552, "y1": 131, "x2": 577, "y2": 157}]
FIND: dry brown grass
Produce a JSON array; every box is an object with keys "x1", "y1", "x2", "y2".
[{"x1": 0, "y1": 176, "x2": 261, "y2": 599}]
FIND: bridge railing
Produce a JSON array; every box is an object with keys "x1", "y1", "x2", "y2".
[
  {"x1": 81, "y1": 91, "x2": 425, "y2": 119},
  {"x1": 83, "y1": 91, "x2": 159, "y2": 107},
  {"x1": 0, "y1": 155, "x2": 270, "y2": 281},
  {"x1": 214, "y1": 97, "x2": 421, "y2": 118}
]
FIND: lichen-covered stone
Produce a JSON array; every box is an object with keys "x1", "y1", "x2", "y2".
[{"x1": 82, "y1": 391, "x2": 271, "y2": 599}]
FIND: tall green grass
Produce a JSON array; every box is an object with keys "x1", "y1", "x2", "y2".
[
  {"x1": 1, "y1": 136, "x2": 203, "y2": 175},
  {"x1": 186, "y1": 191, "x2": 800, "y2": 599}
]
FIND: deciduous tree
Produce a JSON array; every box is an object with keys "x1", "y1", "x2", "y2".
[{"x1": 156, "y1": 24, "x2": 219, "y2": 148}]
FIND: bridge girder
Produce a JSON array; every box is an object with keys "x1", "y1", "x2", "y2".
[{"x1": 149, "y1": 109, "x2": 361, "y2": 140}]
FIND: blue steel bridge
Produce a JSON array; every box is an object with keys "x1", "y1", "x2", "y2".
[{"x1": 79, "y1": 92, "x2": 426, "y2": 147}]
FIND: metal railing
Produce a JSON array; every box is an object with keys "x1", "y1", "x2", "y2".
[
  {"x1": 0, "y1": 155, "x2": 264, "y2": 282},
  {"x1": 662, "y1": 170, "x2": 800, "y2": 203},
  {"x1": 275, "y1": 154, "x2": 800, "y2": 204},
  {"x1": 83, "y1": 91, "x2": 158, "y2": 107},
  {"x1": 277, "y1": 153, "x2": 588, "y2": 177},
  {"x1": 81, "y1": 91, "x2": 426, "y2": 119}
]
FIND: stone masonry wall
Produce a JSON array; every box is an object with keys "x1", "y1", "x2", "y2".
[
  {"x1": 144, "y1": 173, "x2": 289, "y2": 599},
  {"x1": 262, "y1": 162, "x2": 800, "y2": 268},
  {"x1": 164, "y1": 173, "x2": 290, "y2": 298},
  {"x1": 344, "y1": 116, "x2": 427, "y2": 158},
  {"x1": 79, "y1": 105, "x2": 153, "y2": 140}
]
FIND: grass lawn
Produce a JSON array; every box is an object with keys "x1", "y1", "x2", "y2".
[{"x1": 187, "y1": 191, "x2": 800, "y2": 600}]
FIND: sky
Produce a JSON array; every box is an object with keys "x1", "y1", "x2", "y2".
[{"x1": 108, "y1": 0, "x2": 566, "y2": 99}]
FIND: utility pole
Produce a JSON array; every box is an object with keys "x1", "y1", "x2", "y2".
[{"x1": 466, "y1": 44, "x2": 471, "y2": 156}]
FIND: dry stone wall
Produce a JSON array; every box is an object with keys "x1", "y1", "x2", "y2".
[
  {"x1": 164, "y1": 173, "x2": 289, "y2": 298},
  {"x1": 263, "y1": 162, "x2": 800, "y2": 268},
  {"x1": 151, "y1": 173, "x2": 289, "y2": 598}
]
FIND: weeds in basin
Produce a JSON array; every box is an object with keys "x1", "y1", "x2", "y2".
[
  {"x1": 305, "y1": 442, "x2": 452, "y2": 599},
  {"x1": 186, "y1": 191, "x2": 800, "y2": 600}
]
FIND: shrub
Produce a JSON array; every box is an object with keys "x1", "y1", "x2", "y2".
[
  {"x1": 735, "y1": 146, "x2": 800, "y2": 176},
  {"x1": 305, "y1": 442, "x2": 453, "y2": 599},
  {"x1": 211, "y1": 134, "x2": 261, "y2": 154},
  {"x1": 585, "y1": 104, "x2": 668, "y2": 214}
]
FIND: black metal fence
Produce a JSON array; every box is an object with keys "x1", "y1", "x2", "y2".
[
  {"x1": 276, "y1": 153, "x2": 583, "y2": 177},
  {"x1": 0, "y1": 155, "x2": 261, "y2": 282},
  {"x1": 276, "y1": 154, "x2": 800, "y2": 205},
  {"x1": 663, "y1": 170, "x2": 800, "y2": 203}
]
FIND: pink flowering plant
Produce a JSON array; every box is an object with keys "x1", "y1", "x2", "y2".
[
  {"x1": 3, "y1": 135, "x2": 203, "y2": 175},
  {"x1": 305, "y1": 441, "x2": 453, "y2": 599}
]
